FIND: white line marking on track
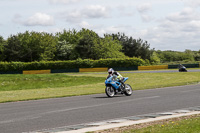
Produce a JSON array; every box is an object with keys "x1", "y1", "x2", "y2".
[
  {"x1": 44, "y1": 96, "x2": 160, "y2": 114},
  {"x1": 0, "y1": 116, "x2": 41, "y2": 124}
]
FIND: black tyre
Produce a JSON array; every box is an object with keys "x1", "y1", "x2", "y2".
[
  {"x1": 124, "y1": 84, "x2": 133, "y2": 96},
  {"x1": 105, "y1": 86, "x2": 115, "y2": 97}
]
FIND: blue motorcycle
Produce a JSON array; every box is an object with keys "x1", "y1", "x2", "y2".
[{"x1": 105, "y1": 76, "x2": 133, "y2": 97}]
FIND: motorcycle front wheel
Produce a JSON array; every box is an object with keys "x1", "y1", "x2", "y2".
[
  {"x1": 124, "y1": 84, "x2": 133, "y2": 96},
  {"x1": 105, "y1": 86, "x2": 115, "y2": 97}
]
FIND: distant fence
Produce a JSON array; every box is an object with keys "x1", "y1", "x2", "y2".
[
  {"x1": 0, "y1": 63, "x2": 199, "y2": 74},
  {"x1": 23, "y1": 70, "x2": 51, "y2": 74},
  {"x1": 138, "y1": 65, "x2": 168, "y2": 70},
  {"x1": 79, "y1": 68, "x2": 108, "y2": 72}
]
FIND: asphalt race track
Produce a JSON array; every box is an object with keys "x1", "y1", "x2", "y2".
[
  {"x1": 86, "y1": 69, "x2": 200, "y2": 75},
  {"x1": 0, "y1": 83, "x2": 200, "y2": 133}
]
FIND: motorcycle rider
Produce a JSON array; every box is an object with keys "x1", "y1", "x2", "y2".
[
  {"x1": 179, "y1": 64, "x2": 183, "y2": 68},
  {"x1": 107, "y1": 68, "x2": 123, "y2": 80},
  {"x1": 178, "y1": 64, "x2": 187, "y2": 72},
  {"x1": 107, "y1": 68, "x2": 125, "y2": 92}
]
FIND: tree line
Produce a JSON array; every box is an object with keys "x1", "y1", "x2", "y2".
[
  {"x1": 156, "y1": 50, "x2": 200, "y2": 63},
  {"x1": 0, "y1": 29, "x2": 153, "y2": 62},
  {"x1": 0, "y1": 28, "x2": 199, "y2": 64}
]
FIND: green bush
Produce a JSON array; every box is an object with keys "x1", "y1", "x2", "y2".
[
  {"x1": 93, "y1": 57, "x2": 146, "y2": 68},
  {"x1": 0, "y1": 62, "x2": 24, "y2": 71},
  {"x1": 0, "y1": 57, "x2": 146, "y2": 72}
]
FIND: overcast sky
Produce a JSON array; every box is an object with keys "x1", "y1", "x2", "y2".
[{"x1": 0, "y1": 0, "x2": 200, "y2": 51}]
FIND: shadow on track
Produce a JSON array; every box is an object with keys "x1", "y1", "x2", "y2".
[{"x1": 92, "y1": 95, "x2": 124, "y2": 99}]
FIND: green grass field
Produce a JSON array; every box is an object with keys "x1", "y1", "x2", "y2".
[
  {"x1": 0, "y1": 71, "x2": 200, "y2": 103},
  {"x1": 0, "y1": 74, "x2": 105, "y2": 91}
]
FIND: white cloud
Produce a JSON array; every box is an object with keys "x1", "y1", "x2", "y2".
[
  {"x1": 162, "y1": 7, "x2": 200, "y2": 33},
  {"x1": 137, "y1": 3, "x2": 152, "y2": 13},
  {"x1": 166, "y1": 7, "x2": 198, "y2": 22},
  {"x1": 64, "y1": 10, "x2": 82, "y2": 22},
  {"x1": 49, "y1": 0, "x2": 82, "y2": 4},
  {"x1": 137, "y1": 3, "x2": 154, "y2": 22},
  {"x1": 62, "y1": 5, "x2": 110, "y2": 23},
  {"x1": 96, "y1": 25, "x2": 134, "y2": 37},
  {"x1": 24, "y1": 13, "x2": 55, "y2": 26},
  {"x1": 184, "y1": 0, "x2": 200, "y2": 8},
  {"x1": 188, "y1": 20, "x2": 200, "y2": 29},
  {"x1": 117, "y1": 5, "x2": 135, "y2": 17},
  {"x1": 141, "y1": 14, "x2": 154, "y2": 22},
  {"x1": 83, "y1": 5, "x2": 110, "y2": 18},
  {"x1": 79, "y1": 21, "x2": 91, "y2": 29},
  {"x1": 137, "y1": 6, "x2": 200, "y2": 51}
]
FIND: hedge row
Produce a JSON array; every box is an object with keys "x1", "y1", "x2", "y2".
[{"x1": 0, "y1": 57, "x2": 146, "y2": 72}]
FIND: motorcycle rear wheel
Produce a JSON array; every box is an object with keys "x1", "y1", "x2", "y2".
[
  {"x1": 105, "y1": 86, "x2": 115, "y2": 97},
  {"x1": 124, "y1": 84, "x2": 133, "y2": 96}
]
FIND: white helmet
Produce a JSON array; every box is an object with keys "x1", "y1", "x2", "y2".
[{"x1": 108, "y1": 68, "x2": 114, "y2": 74}]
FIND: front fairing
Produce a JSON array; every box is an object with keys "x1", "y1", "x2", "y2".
[
  {"x1": 105, "y1": 76, "x2": 120, "y2": 89},
  {"x1": 123, "y1": 77, "x2": 128, "y2": 82}
]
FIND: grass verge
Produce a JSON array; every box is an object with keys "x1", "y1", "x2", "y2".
[
  {"x1": 131, "y1": 116, "x2": 200, "y2": 133},
  {"x1": 0, "y1": 83, "x2": 105, "y2": 103},
  {"x1": 0, "y1": 74, "x2": 105, "y2": 91},
  {"x1": 96, "y1": 114, "x2": 200, "y2": 133}
]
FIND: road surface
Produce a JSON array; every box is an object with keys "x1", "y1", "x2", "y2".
[{"x1": 0, "y1": 84, "x2": 200, "y2": 133}]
